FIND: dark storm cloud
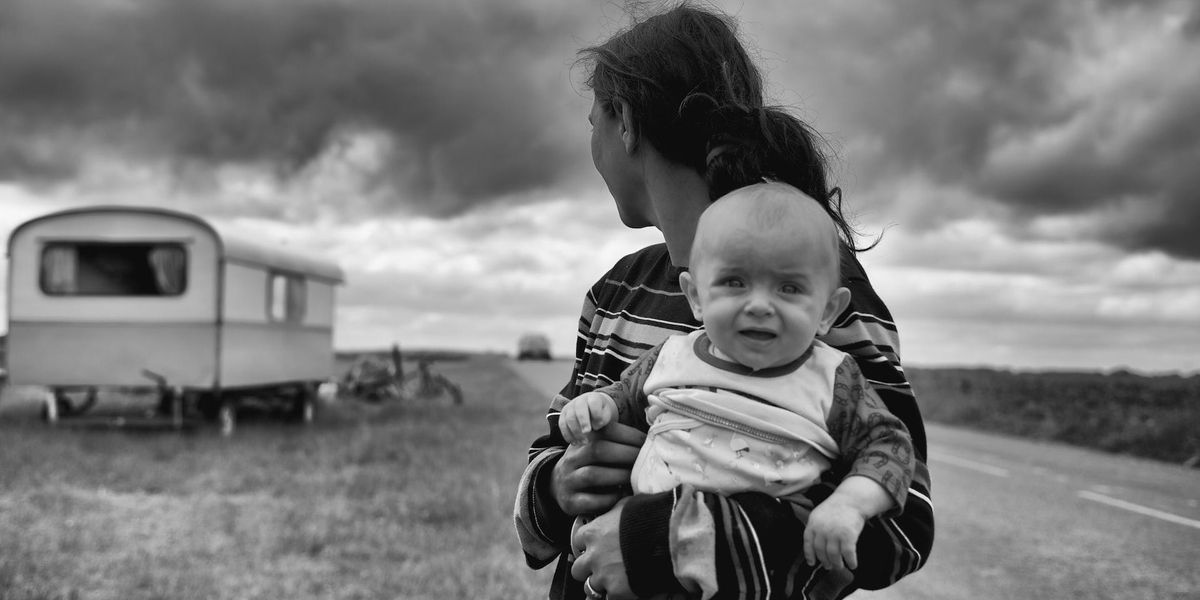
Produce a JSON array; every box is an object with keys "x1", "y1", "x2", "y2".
[
  {"x1": 6, "y1": 0, "x2": 1198, "y2": 260},
  {"x1": 764, "y1": 0, "x2": 1200, "y2": 259},
  {"x1": 0, "y1": 0, "x2": 597, "y2": 216}
]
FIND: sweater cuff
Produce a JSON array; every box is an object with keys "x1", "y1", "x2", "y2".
[
  {"x1": 532, "y1": 453, "x2": 573, "y2": 545},
  {"x1": 620, "y1": 491, "x2": 684, "y2": 597}
]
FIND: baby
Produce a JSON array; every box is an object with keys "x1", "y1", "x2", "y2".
[{"x1": 559, "y1": 182, "x2": 914, "y2": 578}]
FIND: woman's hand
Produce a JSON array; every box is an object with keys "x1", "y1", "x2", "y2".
[
  {"x1": 571, "y1": 497, "x2": 634, "y2": 600},
  {"x1": 551, "y1": 421, "x2": 645, "y2": 516}
]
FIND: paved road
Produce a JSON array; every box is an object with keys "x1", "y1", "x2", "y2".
[{"x1": 508, "y1": 359, "x2": 1200, "y2": 600}]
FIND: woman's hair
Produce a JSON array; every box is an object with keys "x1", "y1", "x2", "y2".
[{"x1": 579, "y1": 2, "x2": 868, "y2": 251}]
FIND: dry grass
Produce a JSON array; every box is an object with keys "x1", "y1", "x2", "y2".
[
  {"x1": 910, "y1": 367, "x2": 1200, "y2": 466},
  {"x1": 0, "y1": 355, "x2": 553, "y2": 600}
]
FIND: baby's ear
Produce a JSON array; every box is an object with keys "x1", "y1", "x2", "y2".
[
  {"x1": 819, "y1": 286, "x2": 852, "y2": 335},
  {"x1": 679, "y1": 271, "x2": 704, "y2": 321}
]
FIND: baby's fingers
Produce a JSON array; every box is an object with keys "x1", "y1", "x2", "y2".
[
  {"x1": 821, "y1": 535, "x2": 856, "y2": 572},
  {"x1": 809, "y1": 530, "x2": 845, "y2": 572},
  {"x1": 586, "y1": 396, "x2": 616, "y2": 430},
  {"x1": 575, "y1": 406, "x2": 595, "y2": 435},
  {"x1": 819, "y1": 538, "x2": 835, "y2": 570},
  {"x1": 559, "y1": 408, "x2": 589, "y2": 444},
  {"x1": 842, "y1": 541, "x2": 859, "y2": 571}
]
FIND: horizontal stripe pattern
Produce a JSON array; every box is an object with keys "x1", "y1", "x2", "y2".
[
  {"x1": 566, "y1": 250, "x2": 700, "y2": 395},
  {"x1": 565, "y1": 246, "x2": 917, "y2": 432}
]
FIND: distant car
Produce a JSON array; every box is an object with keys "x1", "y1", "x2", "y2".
[{"x1": 517, "y1": 333, "x2": 551, "y2": 360}]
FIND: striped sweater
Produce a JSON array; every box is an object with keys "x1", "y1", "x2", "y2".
[{"x1": 515, "y1": 243, "x2": 934, "y2": 600}]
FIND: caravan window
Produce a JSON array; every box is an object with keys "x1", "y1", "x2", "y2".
[
  {"x1": 268, "y1": 272, "x2": 306, "y2": 323},
  {"x1": 40, "y1": 242, "x2": 188, "y2": 296}
]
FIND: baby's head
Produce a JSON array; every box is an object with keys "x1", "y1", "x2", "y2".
[{"x1": 680, "y1": 182, "x2": 851, "y2": 371}]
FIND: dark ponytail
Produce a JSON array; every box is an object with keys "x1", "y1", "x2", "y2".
[{"x1": 681, "y1": 93, "x2": 868, "y2": 251}]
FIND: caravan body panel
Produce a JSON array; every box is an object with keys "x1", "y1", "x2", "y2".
[
  {"x1": 6, "y1": 209, "x2": 220, "y2": 387},
  {"x1": 5, "y1": 321, "x2": 217, "y2": 387},
  {"x1": 5, "y1": 206, "x2": 343, "y2": 391},
  {"x1": 218, "y1": 262, "x2": 337, "y2": 387}
]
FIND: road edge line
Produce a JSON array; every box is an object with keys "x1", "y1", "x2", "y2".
[{"x1": 1077, "y1": 490, "x2": 1200, "y2": 530}]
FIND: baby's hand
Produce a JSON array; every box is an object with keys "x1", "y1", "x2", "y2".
[
  {"x1": 558, "y1": 392, "x2": 618, "y2": 445},
  {"x1": 803, "y1": 498, "x2": 867, "y2": 571}
]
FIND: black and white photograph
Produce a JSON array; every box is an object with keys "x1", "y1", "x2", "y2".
[{"x1": 0, "y1": 1, "x2": 1196, "y2": 598}]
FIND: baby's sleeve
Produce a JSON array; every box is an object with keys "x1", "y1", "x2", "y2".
[
  {"x1": 825, "y1": 355, "x2": 915, "y2": 513},
  {"x1": 590, "y1": 341, "x2": 664, "y2": 431}
]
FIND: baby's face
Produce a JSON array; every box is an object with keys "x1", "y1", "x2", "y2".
[
  {"x1": 685, "y1": 222, "x2": 842, "y2": 371},
  {"x1": 682, "y1": 184, "x2": 847, "y2": 371}
]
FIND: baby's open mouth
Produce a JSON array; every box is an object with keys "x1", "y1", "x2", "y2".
[{"x1": 739, "y1": 330, "x2": 777, "y2": 341}]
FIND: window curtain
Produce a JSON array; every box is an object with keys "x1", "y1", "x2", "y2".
[
  {"x1": 147, "y1": 246, "x2": 186, "y2": 294},
  {"x1": 41, "y1": 245, "x2": 77, "y2": 294},
  {"x1": 286, "y1": 276, "x2": 307, "y2": 322}
]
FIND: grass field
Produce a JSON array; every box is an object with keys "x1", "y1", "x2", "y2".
[
  {"x1": 4, "y1": 355, "x2": 1194, "y2": 599},
  {"x1": 0, "y1": 355, "x2": 553, "y2": 600},
  {"x1": 909, "y1": 367, "x2": 1200, "y2": 466}
]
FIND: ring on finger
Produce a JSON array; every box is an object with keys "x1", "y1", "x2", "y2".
[{"x1": 584, "y1": 576, "x2": 605, "y2": 600}]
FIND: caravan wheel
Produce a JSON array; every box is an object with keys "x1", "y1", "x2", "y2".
[
  {"x1": 41, "y1": 390, "x2": 60, "y2": 423},
  {"x1": 302, "y1": 396, "x2": 315, "y2": 424},
  {"x1": 291, "y1": 383, "x2": 317, "y2": 424},
  {"x1": 218, "y1": 402, "x2": 236, "y2": 436}
]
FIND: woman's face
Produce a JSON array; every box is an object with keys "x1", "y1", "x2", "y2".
[{"x1": 590, "y1": 96, "x2": 651, "y2": 228}]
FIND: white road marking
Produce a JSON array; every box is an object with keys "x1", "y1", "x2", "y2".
[
  {"x1": 931, "y1": 453, "x2": 1010, "y2": 477},
  {"x1": 1077, "y1": 490, "x2": 1200, "y2": 531}
]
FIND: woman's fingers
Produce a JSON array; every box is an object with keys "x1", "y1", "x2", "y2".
[
  {"x1": 569, "y1": 517, "x2": 594, "y2": 580},
  {"x1": 566, "y1": 435, "x2": 642, "y2": 470},
  {"x1": 596, "y1": 421, "x2": 647, "y2": 447},
  {"x1": 572, "y1": 464, "x2": 635, "y2": 488},
  {"x1": 552, "y1": 420, "x2": 645, "y2": 515},
  {"x1": 556, "y1": 465, "x2": 632, "y2": 514},
  {"x1": 564, "y1": 491, "x2": 624, "y2": 516},
  {"x1": 570, "y1": 501, "x2": 634, "y2": 599},
  {"x1": 553, "y1": 440, "x2": 637, "y2": 515}
]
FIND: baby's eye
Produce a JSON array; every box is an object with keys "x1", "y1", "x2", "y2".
[
  {"x1": 780, "y1": 283, "x2": 803, "y2": 294},
  {"x1": 719, "y1": 278, "x2": 745, "y2": 288}
]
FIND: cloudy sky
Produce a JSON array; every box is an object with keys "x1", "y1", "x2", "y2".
[{"x1": 1, "y1": 0, "x2": 1198, "y2": 374}]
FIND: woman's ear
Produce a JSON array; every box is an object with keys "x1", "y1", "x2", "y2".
[
  {"x1": 613, "y1": 97, "x2": 638, "y2": 154},
  {"x1": 818, "y1": 286, "x2": 851, "y2": 335},
  {"x1": 679, "y1": 270, "x2": 704, "y2": 321}
]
